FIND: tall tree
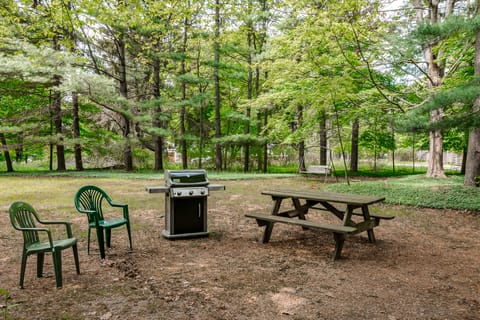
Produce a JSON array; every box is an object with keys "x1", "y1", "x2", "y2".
[
  {"x1": 180, "y1": 14, "x2": 190, "y2": 169},
  {"x1": 464, "y1": 0, "x2": 480, "y2": 186},
  {"x1": 413, "y1": 0, "x2": 456, "y2": 178},
  {"x1": 79, "y1": 0, "x2": 139, "y2": 171},
  {"x1": 214, "y1": 0, "x2": 223, "y2": 170}
]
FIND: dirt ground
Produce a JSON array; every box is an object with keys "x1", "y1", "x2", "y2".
[{"x1": 1, "y1": 177, "x2": 480, "y2": 320}]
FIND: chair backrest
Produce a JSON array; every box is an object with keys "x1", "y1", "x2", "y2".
[
  {"x1": 74, "y1": 185, "x2": 110, "y2": 222},
  {"x1": 9, "y1": 202, "x2": 41, "y2": 247}
]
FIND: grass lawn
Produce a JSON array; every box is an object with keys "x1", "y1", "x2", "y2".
[
  {"x1": 326, "y1": 175, "x2": 480, "y2": 212},
  {"x1": 1, "y1": 174, "x2": 480, "y2": 319}
]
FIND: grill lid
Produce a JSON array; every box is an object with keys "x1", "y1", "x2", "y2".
[{"x1": 165, "y1": 169, "x2": 209, "y2": 187}]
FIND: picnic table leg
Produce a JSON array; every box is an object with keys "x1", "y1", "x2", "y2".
[
  {"x1": 361, "y1": 206, "x2": 376, "y2": 243},
  {"x1": 260, "y1": 222, "x2": 275, "y2": 243},
  {"x1": 332, "y1": 233, "x2": 345, "y2": 260},
  {"x1": 271, "y1": 197, "x2": 282, "y2": 215},
  {"x1": 256, "y1": 197, "x2": 283, "y2": 244},
  {"x1": 291, "y1": 197, "x2": 310, "y2": 230},
  {"x1": 291, "y1": 198, "x2": 307, "y2": 220}
]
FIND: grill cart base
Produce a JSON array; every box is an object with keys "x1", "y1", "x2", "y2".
[
  {"x1": 161, "y1": 230, "x2": 210, "y2": 239},
  {"x1": 146, "y1": 169, "x2": 224, "y2": 240}
]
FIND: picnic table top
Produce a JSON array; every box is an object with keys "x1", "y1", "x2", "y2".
[{"x1": 261, "y1": 189, "x2": 385, "y2": 206}]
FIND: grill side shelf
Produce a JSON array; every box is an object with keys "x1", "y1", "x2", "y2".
[
  {"x1": 207, "y1": 184, "x2": 226, "y2": 191},
  {"x1": 146, "y1": 186, "x2": 169, "y2": 194},
  {"x1": 146, "y1": 184, "x2": 225, "y2": 194}
]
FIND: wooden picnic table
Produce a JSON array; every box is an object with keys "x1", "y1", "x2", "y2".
[{"x1": 245, "y1": 189, "x2": 393, "y2": 260}]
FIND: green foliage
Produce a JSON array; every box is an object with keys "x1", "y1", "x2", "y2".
[
  {"x1": 0, "y1": 0, "x2": 475, "y2": 175},
  {"x1": 213, "y1": 134, "x2": 267, "y2": 146},
  {"x1": 327, "y1": 175, "x2": 480, "y2": 211},
  {"x1": 399, "y1": 80, "x2": 480, "y2": 133},
  {"x1": 415, "y1": 14, "x2": 480, "y2": 42}
]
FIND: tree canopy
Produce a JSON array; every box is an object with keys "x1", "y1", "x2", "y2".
[{"x1": 1, "y1": 0, "x2": 480, "y2": 185}]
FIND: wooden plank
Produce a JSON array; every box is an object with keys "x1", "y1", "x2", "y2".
[
  {"x1": 261, "y1": 189, "x2": 385, "y2": 206},
  {"x1": 369, "y1": 213, "x2": 395, "y2": 220},
  {"x1": 245, "y1": 213, "x2": 357, "y2": 234},
  {"x1": 351, "y1": 212, "x2": 395, "y2": 220}
]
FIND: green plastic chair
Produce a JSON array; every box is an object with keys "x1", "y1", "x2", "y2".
[
  {"x1": 74, "y1": 185, "x2": 132, "y2": 259},
  {"x1": 9, "y1": 201, "x2": 80, "y2": 289}
]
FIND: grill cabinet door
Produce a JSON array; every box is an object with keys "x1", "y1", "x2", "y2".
[{"x1": 171, "y1": 197, "x2": 207, "y2": 234}]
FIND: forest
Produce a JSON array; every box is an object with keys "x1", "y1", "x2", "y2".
[{"x1": 1, "y1": 0, "x2": 480, "y2": 186}]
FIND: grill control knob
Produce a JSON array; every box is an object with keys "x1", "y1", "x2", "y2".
[
  {"x1": 189, "y1": 190, "x2": 194, "y2": 195},
  {"x1": 177, "y1": 191, "x2": 182, "y2": 196},
  {"x1": 201, "y1": 190, "x2": 205, "y2": 195}
]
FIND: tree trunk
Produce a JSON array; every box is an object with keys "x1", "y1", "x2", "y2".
[
  {"x1": 152, "y1": 59, "x2": 164, "y2": 171},
  {"x1": 72, "y1": 92, "x2": 84, "y2": 171},
  {"x1": 0, "y1": 132, "x2": 14, "y2": 172},
  {"x1": 258, "y1": 0, "x2": 269, "y2": 173},
  {"x1": 461, "y1": 146, "x2": 467, "y2": 175},
  {"x1": 319, "y1": 112, "x2": 328, "y2": 166},
  {"x1": 464, "y1": 1, "x2": 480, "y2": 186},
  {"x1": 464, "y1": 124, "x2": 480, "y2": 186},
  {"x1": 391, "y1": 122, "x2": 395, "y2": 173},
  {"x1": 263, "y1": 111, "x2": 268, "y2": 173},
  {"x1": 66, "y1": 2, "x2": 83, "y2": 171},
  {"x1": 256, "y1": 111, "x2": 263, "y2": 171},
  {"x1": 180, "y1": 104, "x2": 188, "y2": 169},
  {"x1": 180, "y1": 16, "x2": 189, "y2": 169},
  {"x1": 214, "y1": 0, "x2": 222, "y2": 171},
  {"x1": 53, "y1": 90, "x2": 66, "y2": 171},
  {"x1": 244, "y1": 3, "x2": 254, "y2": 173},
  {"x1": 118, "y1": 38, "x2": 133, "y2": 171},
  {"x1": 297, "y1": 106, "x2": 305, "y2": 172},
  {"x1": 415, "y1": 0, "x2": 448, "y2": 178},
  {"x1": 426, "y1": 109, "x2": 447, "y2": 178},
  {"x1": 15, "y1": 135, "x2": 23, "y2": 162},
  {"x1": 243, "y1": 109, "x2": 250, "y2": 173},
  {"x1": 350, "y1": 118, "x2": 359, "y2": 172}
]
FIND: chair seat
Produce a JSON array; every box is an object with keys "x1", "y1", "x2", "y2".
[
  {"x1": 89, "y1": 218, "x2": 127, "y2": 229},
  {"x1": 27, "y1": 238, "x2": 78, "y2": 253}
]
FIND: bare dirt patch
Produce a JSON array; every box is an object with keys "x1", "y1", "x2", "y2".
[{"x1": 1, "y1": 177, "x2": 480, "y2": 319}]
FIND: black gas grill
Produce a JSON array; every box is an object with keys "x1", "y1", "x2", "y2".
[{"x1": 146, "y1": 169, "x2": 224, "y2": 239}]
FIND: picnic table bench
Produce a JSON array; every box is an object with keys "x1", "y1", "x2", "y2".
[{"x1": 245, "y1": 189, "x2": 394, "y2": 260}]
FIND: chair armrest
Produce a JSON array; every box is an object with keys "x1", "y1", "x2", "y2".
[
  {"x1": 41, "y1": 221, "x2": 74, "y2": 238},
  {"x1": 76, "y1": 208, "x2": 101, "y2": 227},
  {"x1": 109, "y1": 202, "x2": 129, "y2": 220},
  {"x1": 109, "y1": 202, "x2": 127, "y2": 208},
  {"x1": 18, "y1": 227, "x2": 55, "y2": 248},
  {"x1": 16, "y1": 226, "x2": 49, "y2": 232},
  {"x1": 76, "y1": 208, "x2": 96, "y2": 215}
]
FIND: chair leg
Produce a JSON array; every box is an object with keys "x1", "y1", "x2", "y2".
[
  {"x1": 72, "y1": 244, "x2": 80, "y2": 275},
  {"x1": 19, "y1": 251, "x2": 28, "y2": 289},
  {"x1": 126, "y1": 222, "x2": 133, "y2": 251},
  {"x1": 96, "y1": 227, "x2": 106, "y2": 259},
  {"x1": 87, "y1": 227, "x2": 91, "y2": 255},
  {"x1": 106, "y1": 228, "x2": 111, "y2": 248},
  {"x1": 36, "y1": 252, "x2": 45, "y2": 277},
  {"x1": 52, "y1": 250, "x2": 63, "y2": 288}
]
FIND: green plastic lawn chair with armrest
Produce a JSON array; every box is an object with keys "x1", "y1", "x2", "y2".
[
  {"x1": 74, "y1": 185, "x2": 133, "y2": 259},
  {"x1": 8, "y1": 201, "x2": 80, "y2": 289}
]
